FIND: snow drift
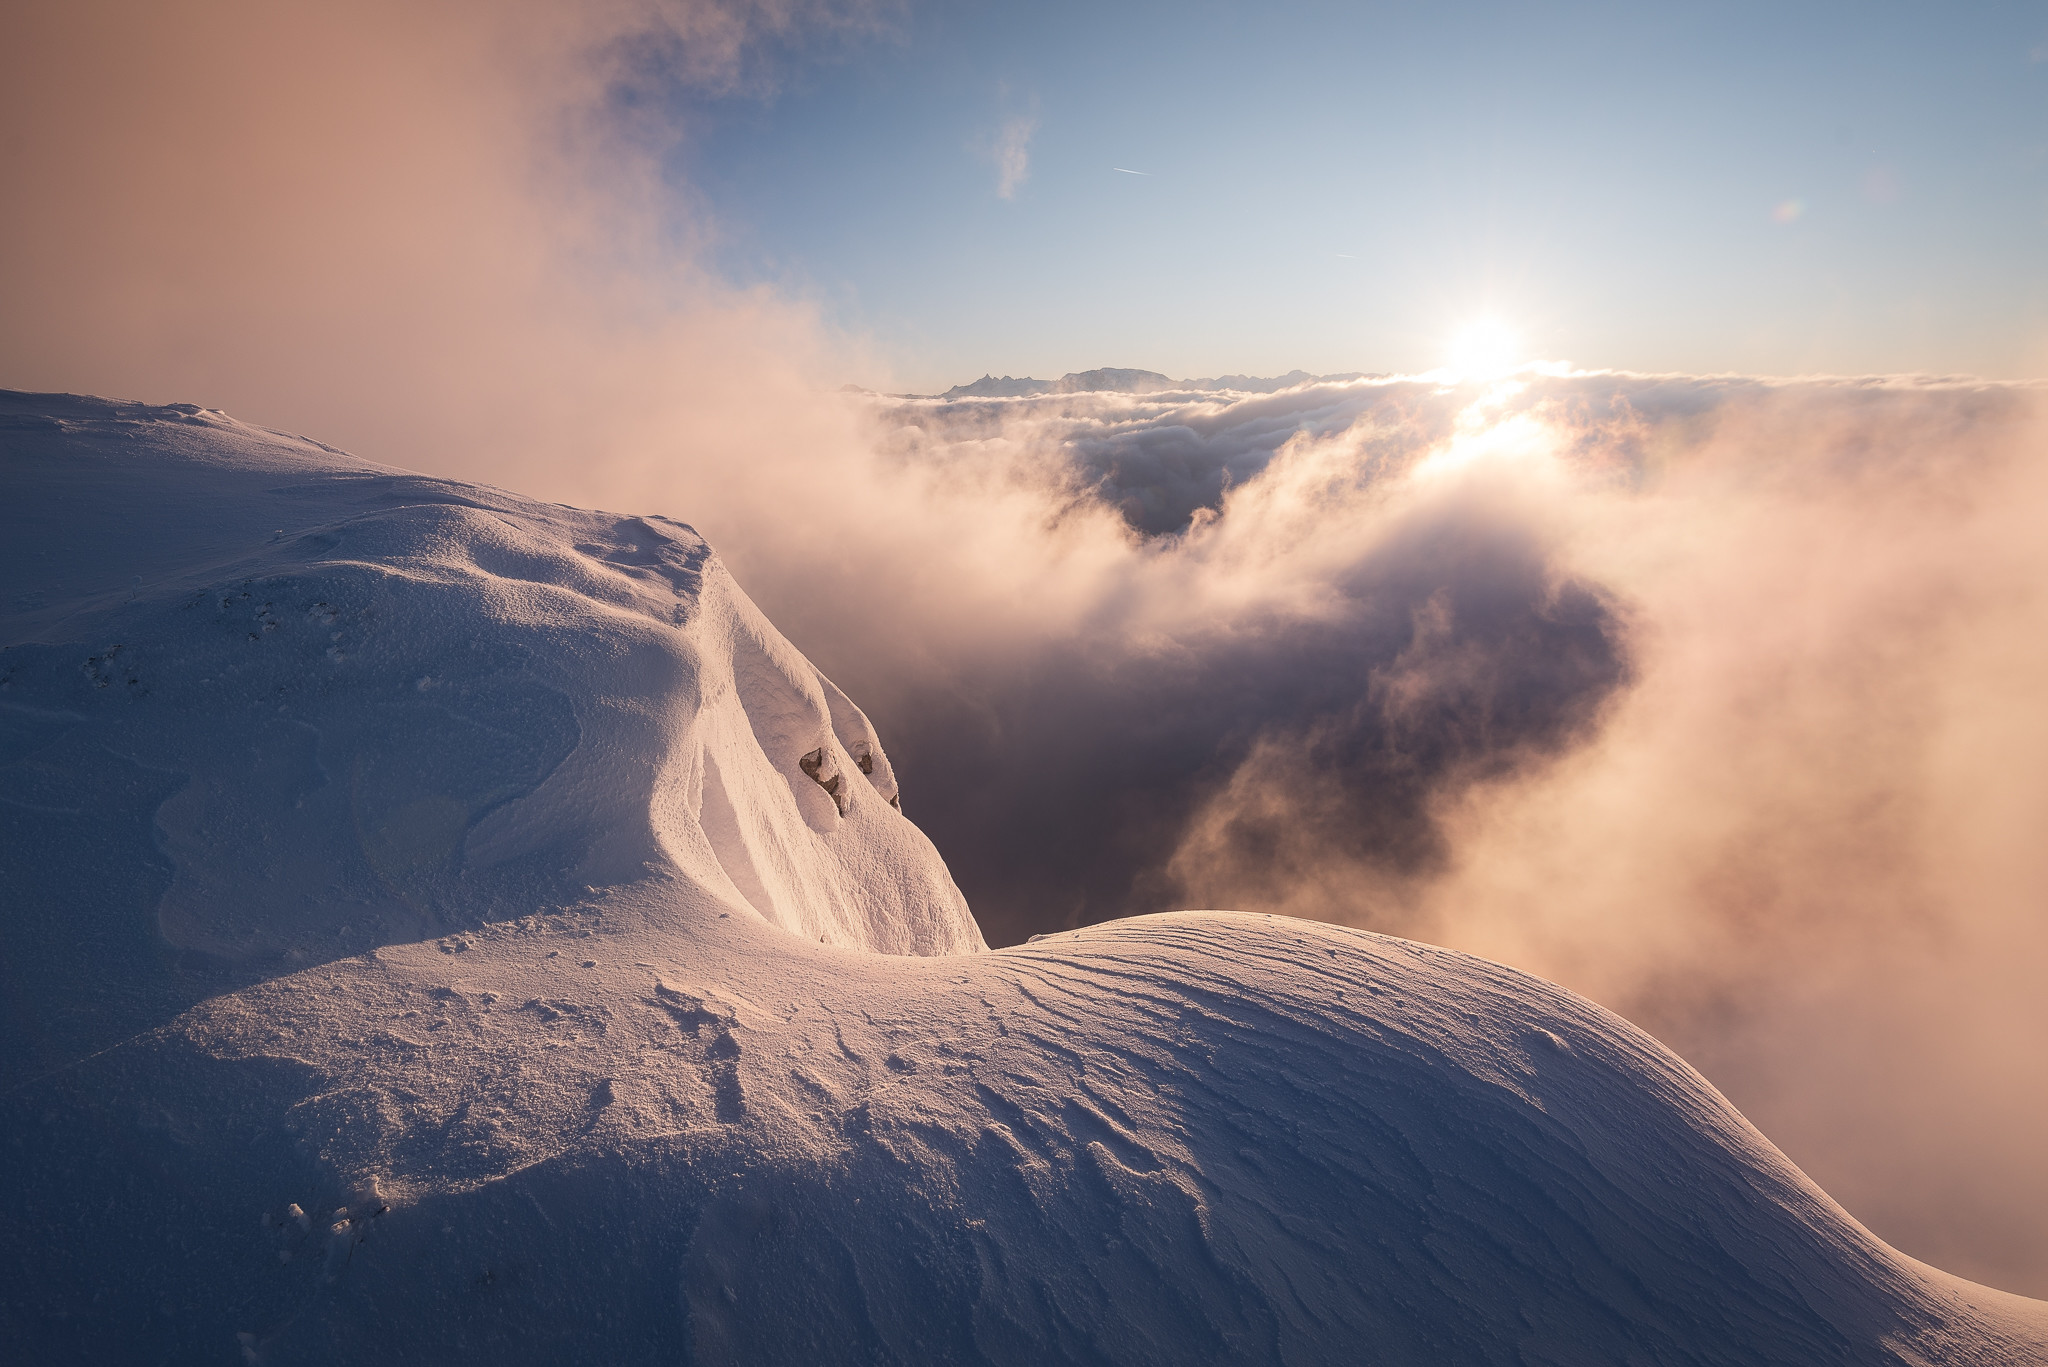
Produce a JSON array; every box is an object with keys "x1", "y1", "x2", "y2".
[{"x1": 2, "y1": 391, "x2": 2043, "y2": 1364}]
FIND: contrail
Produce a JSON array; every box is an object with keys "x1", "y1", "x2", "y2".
[{"x1": 1113, "y1": 167, "x2": 1152, "y2": 176}]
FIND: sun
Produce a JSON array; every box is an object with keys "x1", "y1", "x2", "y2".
[{"x1": 1444, "y1": 317, "x2": 1522, "y2": 381}]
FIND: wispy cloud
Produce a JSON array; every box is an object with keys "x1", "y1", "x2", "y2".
[{"x1": 989, "y1": 115, "x2": 1036, "y2": 199}]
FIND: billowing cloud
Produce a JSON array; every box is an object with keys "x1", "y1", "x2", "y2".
[
  {"x1": 744, "y1": 370, "x2": 2048, "y2": 1297},
  {"x1": 0, "y1": 0, "x2": 894, "y2": 485}
]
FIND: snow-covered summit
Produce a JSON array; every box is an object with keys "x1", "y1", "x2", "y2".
[
  {"x1": 3, "y1": 392, "x2": 2044, "y2": 1363},
  {"x1": 1, "y1": 392, "x2": 978, "y2": 1079}
]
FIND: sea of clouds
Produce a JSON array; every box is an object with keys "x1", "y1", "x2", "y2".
[
  {"x1": 786, "y1": 369, "x2": 2048, "y2": 1298},
  {"x1": 5, "y1": 0, "x2": 2044, "y2": 1300}
]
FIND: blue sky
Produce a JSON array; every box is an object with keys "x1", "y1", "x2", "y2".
[{"x1": 666, "y1": 0, "x2": 2048, "y2": 389}]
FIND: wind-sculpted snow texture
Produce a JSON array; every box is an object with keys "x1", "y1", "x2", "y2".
[
  {"x1": 0, "y1": 392, "x2": 977, "y2": 1090},
  {"x1": 3, "y1": 392, "x2": 2043, "y2": 1365}
]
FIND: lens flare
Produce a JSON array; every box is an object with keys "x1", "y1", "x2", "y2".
[{"x1": 1445, "y1": 317, "x2": 1522, "y2": 381}]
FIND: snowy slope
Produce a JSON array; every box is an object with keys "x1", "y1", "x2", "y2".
[
  {"x1": 0, "y1": 393, "x2": 976, "y2": 1082},
  {"x1": 3, "y1": 392, "x2": 2044, "y2": 1365}
]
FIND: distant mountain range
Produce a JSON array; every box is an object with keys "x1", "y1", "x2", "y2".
[{"x1": 931, "y1": 367, "x2": 1360, "y2": 399}]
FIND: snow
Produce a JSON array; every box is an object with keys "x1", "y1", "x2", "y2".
[{"x1": 3, "y1": 390, "x2": 2044, "y2": 1363}]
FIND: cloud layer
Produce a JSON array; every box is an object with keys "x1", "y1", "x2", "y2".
[{"x1": 791, "y1": 371, "x2": 2048, "y2": 1297}]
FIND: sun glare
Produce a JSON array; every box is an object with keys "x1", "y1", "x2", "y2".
[{"x1": 1445, "y1": 317, "x2": 1522, "y2": 381}]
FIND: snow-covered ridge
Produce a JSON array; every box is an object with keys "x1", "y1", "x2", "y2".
[
  {"x1": 1, "y1": 391, "x2": 978, "y2": 1080},
  {"x1": 3, "y1": 392, "x2": 2043, "y2": 1363}
]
